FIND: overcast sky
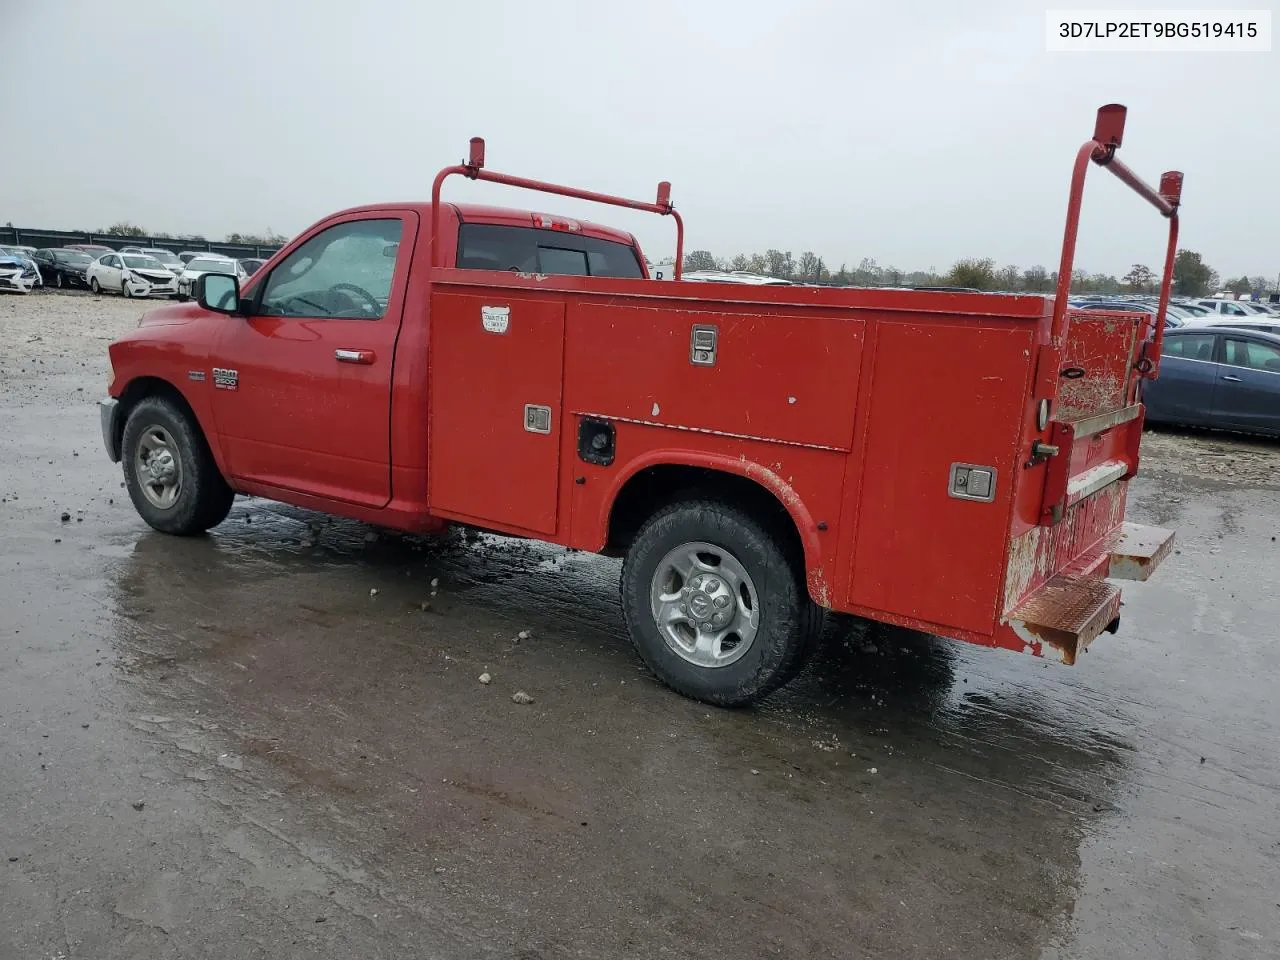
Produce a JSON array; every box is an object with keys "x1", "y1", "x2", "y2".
[{"x1": 2, "y1": 1, "x2": 1276, "y2": 278}]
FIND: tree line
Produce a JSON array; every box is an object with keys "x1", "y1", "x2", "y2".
[
  {"x1": 99, "y1": 221, "x2": 290, "y2": 246},
  {"x1": 680, "y1": 247, "x2": 1272, "y2": 299}
]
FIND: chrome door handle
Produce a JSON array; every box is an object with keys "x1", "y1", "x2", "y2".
[
  {"x1": 335, "y1": 349, "x2": 375, "y2": 364},
  {"x1": 1221, "y1": 375, "x2": 1242, "y2": 382}
]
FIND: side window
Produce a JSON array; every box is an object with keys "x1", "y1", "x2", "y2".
[
  {"x1": 259, "y1": 218, "x2": 403, "y2": 319},
  {"x1": 1224, "y1": 302, "x2": 1246, "y2": 316},
  {"x1": 1224, "y1": 338, "x2": 1280, "y2": 373},
  {"x1": 1162, "y1": 333, "x2": 1216, "y2": 360},
  {"x1": 103, "y1": 255, "x2": 118, "y2": 268},
  {"x1": 583, "y1": 236, "x2": 643, "y2": 279}
]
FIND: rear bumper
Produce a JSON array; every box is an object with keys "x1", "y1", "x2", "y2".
[
  {"x1": 1004, "y1": 520, "x2": 1174, "y2": 664},
  {"x1": 1107, "y1": 521, "x2": 1176, "y2": 581}
]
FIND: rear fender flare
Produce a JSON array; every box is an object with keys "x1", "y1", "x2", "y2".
[{"x1": 596, "y1": 449, "x2": 832, "y2": 608}]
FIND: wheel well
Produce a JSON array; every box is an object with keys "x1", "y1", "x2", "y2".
[
  {"x1": 114, "y1": 377, "x2": 202, "y2": 453},
  {"x1": 606, "y1": 465, "x2": 803, "y2": 561}
]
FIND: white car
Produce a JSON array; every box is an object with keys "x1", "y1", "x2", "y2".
[
  {"x1": 1194, "y1": 298, "x2": 1274, "y2": 319},
  {"x1": 138, "y1": 248, "x2": 185, "y2": 275},
  {"x1": 177, "y1": 256, "x2": 247, "y2": 299},
  {"x1": 86, "y1": 253, "x2": 180, "y2": 298},
  {"x1": 1181, "y1": 315, "x2": 1280, "y2": 335},
  {"x1": 680, "y1": 270, "x2": 795, "y2": 285},
  {"x1": 0, "y1": 250, "x2": 39, "y2": 293}
]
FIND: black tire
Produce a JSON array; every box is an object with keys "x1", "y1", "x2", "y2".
[
  {"x1": 55, "y1": 272, "x2": 64, "y2": 289},
  {"x1": 89, "y1": 277, "x2": 100, "y2": 294},
  {"x1": 121, "y1": 396, "x2": 234, "y2": 535},
  {"x1": 620, "y1": 499, "x2": 822, "y2": 707},
  {"x1": 122, "y1": 278, "x2": 133, "y2": 298}
]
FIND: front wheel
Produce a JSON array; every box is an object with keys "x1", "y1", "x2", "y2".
[
  {"x1": 121, "y1": 396, "x2": 235, "y2": 535},
  {"x1": 89, "y1": 277, "x2": 100, "y2": 294},
  {"x1": 620, "y1": 499, "x2": 821, "y2": 707},
  {"x1": 54, "y1": 272, "x2": 64, "y2": 289}
]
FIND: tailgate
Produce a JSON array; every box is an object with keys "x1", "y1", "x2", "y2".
[
  {"x1": 1041, "y1": 309, "x2": 1146, "y2": 526},
  {"x1": 1000, "y1": 310, "x2": 1173, "y2": 661}
]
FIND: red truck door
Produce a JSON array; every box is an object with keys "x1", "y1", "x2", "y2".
[{"x1": 209, "y1": 212, "x2": 416, "y2": 508}]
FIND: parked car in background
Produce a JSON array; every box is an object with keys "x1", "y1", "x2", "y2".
[
  {"x1": 0, "y1": 245, "x2": 43, "y2": 287},
  {"x1": 1070, "y1": 298, "x2": 1190, "y2": 329},
  {"x1": 1170, "y1": 300, "x2": 1213, "y2": 317},
  {"x1": 120, "y1": 246, "x2": 145, "y2": 254},
  {"x1": 139, "y1": 248, "x2": 185, "y2": 275},
  {"x1": 1244, "y1": 301, "x2": 1280, "y2": 317},
  {"x1": 86, "y1": 253, "x2": 179, "y2": 298},
  {"x1": 681, "y1": 270, "x2": 795, "y2": 285},
  {"x1": 238, "y1": 257, "x2": 268, "y2": 277},
  {"x1": 177, "y1": 250, "x2": 209, "y2": 265},
  {"x1": 177, "y1": 256, "x2": 246, "y2": 299},
  {"x1": 1195, "y1": 298, "x2": 1264, "y2": 319},
  {"x1": 32, "y1": 248, "x2": 94, "y2": 289},
  {"x1": 1142, "y1": 327, "x2": 1280, "y2": 437},
  {"x1": 0, "y1": 249, "x2": 39, "y2": 293},
  {"x1": 1182, "y1": 315, "x2": 1280, "y2": 335},
  {"x1": 65, "y1": 243, "x2": 115, "y2": 258}
]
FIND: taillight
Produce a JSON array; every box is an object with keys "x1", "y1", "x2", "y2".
[{"x1": 533, "y1": 213, "x2": 582, "y2": 233}]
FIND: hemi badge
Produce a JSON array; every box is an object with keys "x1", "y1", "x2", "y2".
[{"x1": 188, "y1": 370, "x2": 206, "y2": 382}]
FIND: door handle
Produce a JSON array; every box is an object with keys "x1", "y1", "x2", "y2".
[
  {"x1": 335, "y1": 349, "x2": 375, "y2": 364},
  {"x1": 1221, "y1": 375, "x2": 1243, "y2": 382}
]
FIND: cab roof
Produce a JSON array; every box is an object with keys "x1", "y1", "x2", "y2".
[{"x1": 322, "y1": 202, "x2": 640, "y2": 249}]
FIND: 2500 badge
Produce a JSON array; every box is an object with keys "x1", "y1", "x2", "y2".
[{"x1": 212, "y1": 368, "x2": 239, "y2": 390}]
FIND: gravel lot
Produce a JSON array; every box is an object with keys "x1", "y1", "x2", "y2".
[{"x1": 3, "y1": 289, "x2": 1279, "y2": 960}]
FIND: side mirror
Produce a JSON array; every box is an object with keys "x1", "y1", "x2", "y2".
[{"x1": 196, "y1": 273, "x2": 241, "y2": 314}]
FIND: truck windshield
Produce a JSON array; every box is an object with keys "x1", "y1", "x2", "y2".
[{"x1": 457, "y1": 224, "x2": 643, "y2": 279}]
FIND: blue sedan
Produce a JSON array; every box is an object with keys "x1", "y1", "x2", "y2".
[{"x1": 1142, "y1": 327, "x2": 1280, "y2": 437}]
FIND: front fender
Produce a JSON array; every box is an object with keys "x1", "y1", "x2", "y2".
[{"x1": 108, "y1": 373, "x2": 231, "y2": 481}]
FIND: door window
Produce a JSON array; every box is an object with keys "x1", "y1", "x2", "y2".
[
  {"x1": 258, "y1": 218, "x2": 403, "y2": 319},
  {"x1": 1224, "y1": 338, "x2": 1280, "y2": 372},
  {"x1": 1162, "y1": 333, "x2": 1216, "y2": 361},
  {"x1": 103, "y1": 255, "x2": 120, "y2": 268}
]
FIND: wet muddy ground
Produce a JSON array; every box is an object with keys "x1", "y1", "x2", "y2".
[{"x1": 2, "y1": 293, "x2": 1278, "y2": 959}]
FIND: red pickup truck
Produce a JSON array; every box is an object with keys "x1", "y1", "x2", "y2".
[{"x1": 101, "y1": 104, "x2": 1180, "y2": 706}]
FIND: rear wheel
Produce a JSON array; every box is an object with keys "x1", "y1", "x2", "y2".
[
  {"x1": 121, "y1": 396, "x2": 234, "y2": 535},
  {"x1": 620, "y1": 499, "x2": 821, "y2": 707}
]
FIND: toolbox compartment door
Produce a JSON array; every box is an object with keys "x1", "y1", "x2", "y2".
[
  {"x1": 848, "y1": 321, "x2": 1036, "y2": 634},
  {"x1": 427, "y1": 292, "x2": 566, "y2": 537}
]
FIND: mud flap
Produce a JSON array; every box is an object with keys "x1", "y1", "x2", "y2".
[
  {"x1": 1106, "y1": 521, "x2": 1175, "y2": 582},
  {"x1": 1008, "y1": 574, "x2": 1122, "y2": 665}
]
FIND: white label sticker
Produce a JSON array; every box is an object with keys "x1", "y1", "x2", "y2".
[{"x1": 481, "y1": 305, "x2": 510, "y2": 334}]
